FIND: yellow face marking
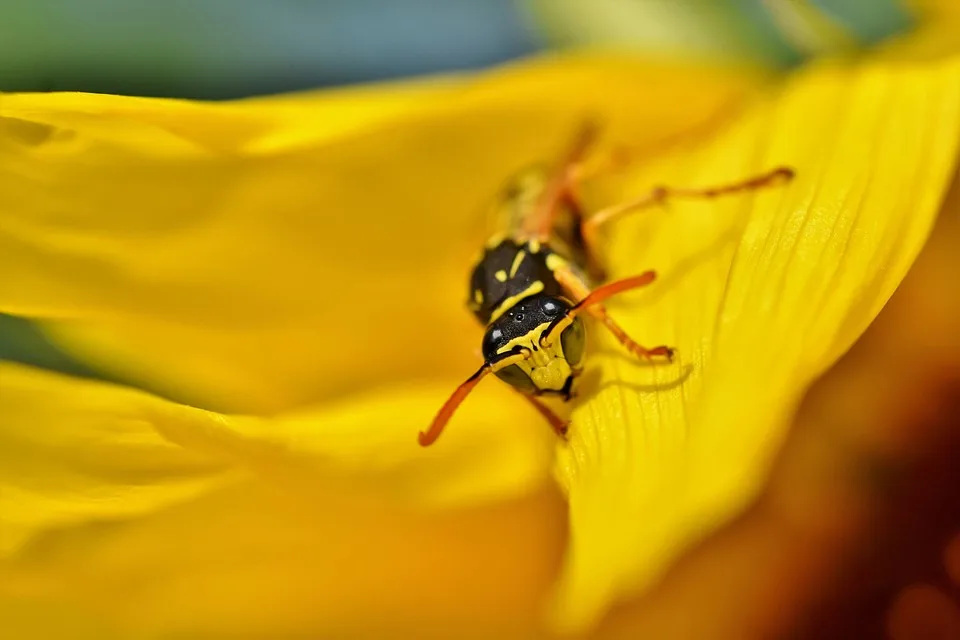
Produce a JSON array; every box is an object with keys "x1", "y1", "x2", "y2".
[
  {"x1": 528, "y1": 239, "x2": 541, "y2": 253},
  {"x1": 509, "y1": 250, "x2": 526, "y2": 278},
  {"x1": 489, "y1": 349, "x2": 532, "y2": 373},
  {"x1": 495, "y1": 269, "x2": 508, "y2": 282},
  {"x1": 489, "y1": 280, "x2": 544, "y2": 323},
  {"x1": 496, "y1": 322, "x2": 578, "y2": 392},
  {"x1": 473, "y1": 289, "x2": 483, "y2": 304}
]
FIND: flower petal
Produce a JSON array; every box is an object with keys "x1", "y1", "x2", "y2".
[
  {"x1": 0, "y1": 357, "x2": 553, "y2": 543},
  {"x1": 549, "y1": 52, "x2": 960, "y2": 630},
  {"x1": 0, "y1": 362, "x2": 566, "y2": 638},
  {"x1": 0, "y1": 55, "x2": 764, "y2": 415},
  {"x1": 0, "y1": 363, "x2": 232, "y2": 556}
]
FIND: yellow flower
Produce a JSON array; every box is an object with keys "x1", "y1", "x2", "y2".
[{"x1": 1, "y1": 36, "x2": 959, "y2": 640}]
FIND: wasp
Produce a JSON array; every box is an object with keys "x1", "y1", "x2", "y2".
[{"x1": 419, "y1": 122, "x2": 793, "y2": 446}]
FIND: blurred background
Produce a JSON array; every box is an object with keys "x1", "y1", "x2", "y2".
[{"x1": 0, "y1": 0, "x2": 913, "y2": 99}]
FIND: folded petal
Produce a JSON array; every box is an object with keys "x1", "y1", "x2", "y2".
[
  {"x1": 549, "y1": 52, "x2": 960, "y2": 631},
  {"x1": 0, "y1": 358, "x2": 560, "y2": 553},
  {"x1": 0, "y1": 364, "x2": 231, "y2": 556},
  {"x1": 0, "y1": 55, "x2": 763, "y2": 415},
  {"x1": 0, "y1": 362, "x2": 566, "y2": 638}
]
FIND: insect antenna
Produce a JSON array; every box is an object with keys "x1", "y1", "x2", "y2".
[
  {"x1": 540, "y1": 272, "x2": 658, "y2": 348},
  {"x1": 419, "y1": 347, "x2": 532, "y2": 446}
]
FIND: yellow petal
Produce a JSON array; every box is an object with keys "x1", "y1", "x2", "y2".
[
  {"x1": 0, "y1": 56, "x2": 767, "y2": 636},
  {"x1": 0, "y1": 357, "x2": 551, "y2": 543},
  {"x1": 0, "y1": 54, "x2": 764, "y2": 415},
  {"x1": 549, "y1": 53, "x2": 960, "y2": 630},
  {"x1": 0, "y1": 362, "x2": 566, "y2": 638},
  {"x1": 3, "y1": 484, "x2": 563, "y2": 639},
  {"x1": 0, "y1": 363, "x2": 233, "y2": 556}
]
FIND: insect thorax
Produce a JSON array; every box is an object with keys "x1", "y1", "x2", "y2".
[{"x1": 468, "y1": 237, "x2": 569, "y2": 325}]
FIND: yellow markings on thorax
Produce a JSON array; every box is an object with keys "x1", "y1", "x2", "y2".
[
  {"x1": 485, "y1": 233, "x2": 506, "y2": 249},
  {"x1": 509, "y1": 250, "x2": 526, "y2": 277},
  {"x1": 495, "y1": 322, "x2": 576, "y2": 392},
  {"x1": 528, "y1": 239, "x2": 541, "y2": 254},
  {"x1": 473, "y1": 289, "x2": 484, "y2": 305},
  {"x1": 545, "y1": 252, "x2": 567, "y2": 272},
  {"x1": 495, "y1": 270, "x2": 508, "y2": 282},
  {"x1": 489, "y1": 280, "x2": 544, "y2": 323}
]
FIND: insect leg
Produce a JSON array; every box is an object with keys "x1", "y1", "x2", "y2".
[
  {"x1": 552, "y1": 265, "x2": 674, "y2": 361},
  {"x1": 555, "y1": 187, "x2": 608, "y2": 282},
  {"x1": 521, "y1": 120, "x2": 600, "y2": 240},
  {"x1": 567, "y1": 144, "x2": 634, "y2": 185},
  {"x1": 567, "y1": 92, "x2": 751, "y2": 184},
  {"x1": 580, "y1": 166, "x2": 795, "y2": 264}
]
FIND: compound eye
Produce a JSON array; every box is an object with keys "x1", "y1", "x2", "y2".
[
  {"x1": 560, "y1": 316, "x2": 586, "y2": 366},
  {"x1": 481, "y1": 326, "x2": 504, "y2": 361},
  {"x1": 540, "y1": 297, "x2": 562, "y2": 317},
  {"x1": 493, "y1": 364, "x2": 536, "y2": 392}
]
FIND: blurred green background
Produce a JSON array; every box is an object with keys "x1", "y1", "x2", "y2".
[{"x1": 0, "y1": 0, "x2": 912, "y2": 99}]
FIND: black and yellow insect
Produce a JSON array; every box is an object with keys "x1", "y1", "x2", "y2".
[{"x1": 418, "y1": 123, "x2": 793, "y2": 446}]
